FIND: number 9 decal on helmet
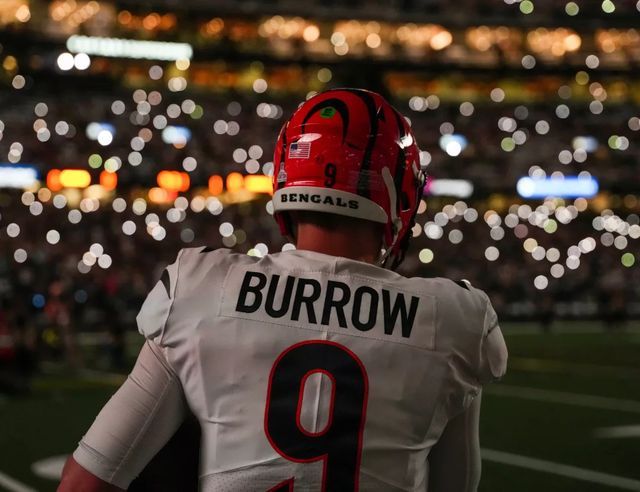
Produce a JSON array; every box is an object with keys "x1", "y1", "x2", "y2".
[{"x1": 272, "y1": 88, "x2": 428, "y2": 271}]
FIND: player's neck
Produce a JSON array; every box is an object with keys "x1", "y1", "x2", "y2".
[{"x1": 295, "y1": 223, "x2": 379, "y2": 264}]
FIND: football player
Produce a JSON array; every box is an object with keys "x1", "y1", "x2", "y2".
[{"x1": 59, "y1": 88, "x2": 507, "y2": 492}]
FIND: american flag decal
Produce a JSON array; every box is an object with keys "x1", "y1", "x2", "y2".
[{"x1": 288, "y1": 141, "x2": 311, "y2": 159}]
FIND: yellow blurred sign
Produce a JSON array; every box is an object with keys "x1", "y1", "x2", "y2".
[
  {"x1": 244, "y1": 175, "x2": 273, "y2": 195},
  {"x1": 47, "y1": 169, "x2": 91, "y2": 190}
]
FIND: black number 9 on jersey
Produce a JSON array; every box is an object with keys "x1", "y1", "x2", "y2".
[{"x1": 264, "y1": 340, "x2": 369, "y2": 491}]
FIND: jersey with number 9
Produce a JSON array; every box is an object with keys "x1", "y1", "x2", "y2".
[{"x1": 136, "y1": 247, "x2": 507, "y2": 491}]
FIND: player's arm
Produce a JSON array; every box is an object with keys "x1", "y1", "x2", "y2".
[
  {"x1": 58, "y1": 341, "x2": 188, "y2": 492},
  {"x1": 428, "y1": 288, "x2": 507, "y2": 491},
  {"x1": 58, "y1": 457, "x2": 123, "y2": 492},
  {"x1": 427, "y1": 393, "x2": 482, "y2": 492}
]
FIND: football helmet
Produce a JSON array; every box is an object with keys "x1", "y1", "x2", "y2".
[{"x1": 272, "y1": 88, "x2": 427, "y2": 270}]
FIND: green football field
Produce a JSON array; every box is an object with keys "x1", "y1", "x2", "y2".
[{"x1": 1, "y1": 324, "x2": 639, "y2": 492}]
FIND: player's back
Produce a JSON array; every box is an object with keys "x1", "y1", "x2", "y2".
[{"x1": 139, "y1": 247, "x2": 504, "y2": 491}]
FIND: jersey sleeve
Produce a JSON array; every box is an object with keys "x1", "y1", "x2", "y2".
[
  {"x1": 72, "y1": 341, "x2": 188, "y2": 489},
  {"x1": 136, "y1": 249, "x2": 184, "y2": 344},
  {"x1": 478, "y1": 297, "x2": 508, "y2": 383}
]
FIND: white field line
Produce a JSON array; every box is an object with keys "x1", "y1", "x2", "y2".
[
  {"x1": 0, "y1": 471, "x2": 37, "y2": 492},
  {"x1": 594, "y1": 425, "x2": 640, "y2": 439},
  {"x1": 482, "y1": 449, "x2": 640, "y2": 491},
  {"x1": 30, "y1": 455, "x2": 68, "y2": 481},
  {"x1": 485, "y1": 384, "x2": 640, "y2": 414}
]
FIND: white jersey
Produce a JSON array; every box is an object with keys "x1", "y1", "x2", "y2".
[{"x1": 134, "y1": 247, "x2": 507, "y2": 491}]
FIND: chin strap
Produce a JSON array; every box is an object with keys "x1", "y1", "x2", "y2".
[
  {"x1": 376, "y1": 243, "x2": 403, "y2": 271},
  {"x1": 377, "y1": 241, "x2": 405, "y2": 271},
  {"x1": 376, "y1": 248, "x2": 391, "y2": 269}
]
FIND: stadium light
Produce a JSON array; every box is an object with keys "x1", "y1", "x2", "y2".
[
  {"x1": 157, "y1": 170, "x2": 190, "y2": 192},
  {"x1": 226, "y1": 172, "x2": 244, "y2": 193},
  {"x1": 66, "y1": 35, "x2": 193, "y2": 61},
  {"x1": 438, "y1": 134, "x2": 467, "y2": 157},
  {"x1": 162, "y1": 126, "x2": 191, "y2": 145},
  {"x1": 572, "y1": 136, "x2": 598, "y2": 152},
  {"x1": 148, "y1": 187, "x2": 176, "y2": 204},
  {"x1": 47, "y1": 169, "x2": 62, "y2": 191},
  {"x1": 0, "y1": 165, "x2": 38, "y2": 189},
  {"x1": 99, "y1": 171, "x2": 117, "y2": 191},
  {"x1": 426, "y1": 179, "x2": 474, "y2": 198},
  {"x1": 517, "y1": 176, "x2": 599, "y2": 198},
  {"x1": 86, "y1": 122, "x2": 115, "y2": 142},
  {"x1": 208, "y1": 175, "x2": 223, "y2": 196}
]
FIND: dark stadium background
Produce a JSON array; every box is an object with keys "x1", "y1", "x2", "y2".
[{"x1": 1, "y1": 0, "x2": 639, "y2": 491}]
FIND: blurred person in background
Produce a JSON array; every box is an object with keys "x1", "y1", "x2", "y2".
[
  {"x1": 59, "y1": 88, "x2": 507, "y2": 491},
  {"x1": 0, "y1": 298, "x2": 35, "y2": 394}
]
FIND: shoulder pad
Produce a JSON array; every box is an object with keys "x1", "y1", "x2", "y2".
[
  {"x1": 454, "y1": 279, "x2": 471, "y2": 291},
  {"x1": 136, "y1": 249, "x2": 184, "y2": 342}
]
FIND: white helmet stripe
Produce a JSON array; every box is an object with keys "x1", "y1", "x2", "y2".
[
  {"x1": 377, "y1": 167, "x2": 403, "y2": 267},
  {"x1": 382, "y1": 167, "x2": 402, "y2": 242},
  {"x1": 272, "y1": 187, "x2": 388, "y2": 223}
]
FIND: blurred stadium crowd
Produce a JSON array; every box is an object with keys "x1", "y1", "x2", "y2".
[
  {"x1": 2, "y1": 87, "x2": 639, "y2": 387},
  {"x1": 4, "y1": 89, "x2": 640, "y2": 193},
  {"x1": 2, "y1": 0, "x2": 640, "y2": 390}
]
